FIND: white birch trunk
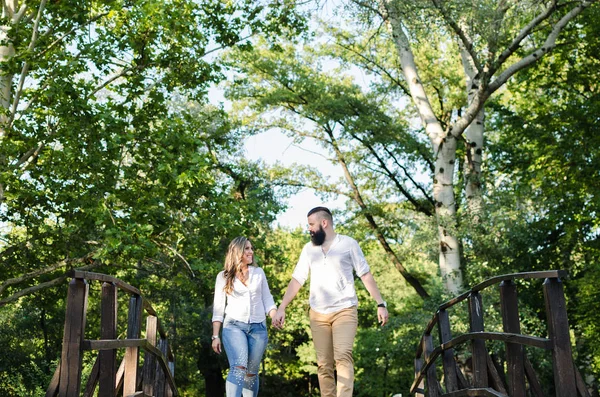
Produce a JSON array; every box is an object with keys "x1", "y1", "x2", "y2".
[
  {"x1": 381, "y1": 0, "x2": 463, "y2": 294},
  {"x1": 0, "y1": 0, "x2": 21, "y2": 135},
  {"x1": 460, "y1": 47, "x2": 484, "y2": 219}
]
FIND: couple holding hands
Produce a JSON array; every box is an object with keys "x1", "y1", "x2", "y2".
[{"x1": 211, "y1": 207, "x2": 389, "y2": 397}]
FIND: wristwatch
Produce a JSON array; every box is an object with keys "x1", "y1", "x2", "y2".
[
  {"x1": 211, "y1": 335, "x2": 220, "y2": 340},
  {"x1": 377, "y1": 301, "x2": 387, "y2": 308}
]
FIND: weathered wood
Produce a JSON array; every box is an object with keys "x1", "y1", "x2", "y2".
[
  {"x1": 499, "y1": 280, "x2": 526, "y2": 397},
  {"x1": 69, "y1": 270, "x2": 141, "y2": 296},
  {"x1": 468, "y1": 292, "x2": 488, "y2": 387},
  {"x1": 45, "y1": 364, "x2": 60, "y2": 397},
  {"x1": 410, "y1": 331, "x2": 550, "y2": 394},
  {"x1": 83, "y1": 357, "x2": 100, "y2": 397},
  {"x1": 438, "y1": 271, "x2": 567, "y2": 312},
  {"x1": 485, "y1": 354, "x2": 507, "y2": 394},
  {"x1": 438, "y1": 309, "x2": 459, "y2": 392},
  {"x1": 575, "y1": 365, "x2": 591, "y2": 397},
  {"x1": 59, "y1": 278, "x2": 89, "y2": 396},
  {"x1": 99, "y1": 281, "x2": 118, "y2": 397},
  {"x1": 156, "y1": 338, "x2": 169, "y2": 397},
  {"x1": 441, "y1": 388, "x2": 508, "y2": 397},
  {"x1": 523, "y1": 355, "x2": 544, "y2": 397},
  {"x1": 84, "y1": 338, "x2": 148, "y2": 350},
  {"x1": 415, "y1": 357, "x2": 426, "y2": 397},
  {"x1": 116, "y1": 358, "x2": 125, "y2": 395},
  {"x1": 124, "y1": 294, "x2": 143, "y2": 396},
  {"x1": 424, "y1": 334, "x2": 440, "y2": 397},
  {"x1": 543, "y1": 277, "x2": 577, "y2": 397},
  {"x1": 142, "y1": 316, "x2": 158, "y2": 395},
  {"x1": 442, "y1": 332, "x2": 550, "y2": 351}
]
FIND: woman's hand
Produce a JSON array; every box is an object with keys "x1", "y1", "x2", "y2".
[{"x1": 212, "y1": 337, "x2": 222, "y2": 354}]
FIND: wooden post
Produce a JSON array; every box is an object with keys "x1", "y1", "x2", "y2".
[
  {"x1": 155, "y1": 338, "x2": 167, "y2": 397},
  {"x1": 123, "y1": 294, "x2": 143, "y2": 396},
  {"x1": 424, "y1": 334, "x2": 440, "y2": 397},
  {"x1": 99, "y1": 282, "x2": 118, "y2": 397},
  {"x1": 142, "y1": 315, "x2": 158, "y2": 395},
  {"x1": 468, "y1": 291, "x2": 488, "y2": 387},
  {"x1": 438, "y1": 309, "x2": 458, "y2": 392},
  {"x1": 59, "y1": 278, "x2": 89, "y2": 396},
  {"x1": 499, "y1": 280, "x2": 525, "y2": 397},
  {"x1": 414, "y1": 357, "x2": 425, "y2": 397},
  {"x1": 167, "y1": 351, "x2": 175, "y2": 397},
  {"x1": 543, "y1": 277, "x2": 577, "y2": 397}
]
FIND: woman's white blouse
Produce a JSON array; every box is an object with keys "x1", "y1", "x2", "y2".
[{"x1": 212, "y1": 266, "x2": 276, "y2": 324}]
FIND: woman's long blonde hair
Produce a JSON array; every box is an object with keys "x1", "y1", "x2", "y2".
[{"x1": 223, "y1": 236, "x2": 252, "y2": 294}]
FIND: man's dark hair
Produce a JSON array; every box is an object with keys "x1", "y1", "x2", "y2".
[{"x1": 307, "y1": 206, "x2": 332, "y2": 218}]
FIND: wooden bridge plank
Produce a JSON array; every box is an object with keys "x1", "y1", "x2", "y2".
[
  {"x1": 524, "y1": 355, "x2": 545, "y2": 397},
  {"x1": 469, "y1": 291, "x2": 488, "y2": 388},
  {"x1": 414, "y1": 357, "x2": 425, "y2": 397},
  {"x1": 499, "y1": 280, "x2": 526, "y2": 397},
  {"x1": 424, "y1": 334, "x2": 440, "y2": 397},
  {"x1": 45, "y1": 364, "x2": 60, "y2": 397},
  {"x1": 410, "y1": 331, "x2": 550, "y2": 394},
  {"x1": 99, "y1": 281, "x2": 118, "y2": 397},
  {"x1": 442, "y1": 388, "x2": 508, "y2": 397},
  {"x1": 83, "y1": 357, "x2": 100, "y2": 397},
  {"x1": 124, "y1": 294, "x2": 143, "y2": 396},
  {"x1": 543, "y1": 277, "x2": 577, "y2": 397},
  {"x1": 143, "y1": 316, "x2": 158, "y2": 396},
  {"x1": 575, "y1": 365, "x2": 591, "y2": 397},
  {"x1": 58, "y1": 278, "x2": 89, "y2": 396},
  {"x1": 485, "y1": 354, "x2": 507, "y2": 394},
  {"x1": 438, "y1": 309, "x2": 459, "y2": 392}
]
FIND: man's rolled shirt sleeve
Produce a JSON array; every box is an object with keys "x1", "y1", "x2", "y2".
[{"x1": 291, "y1": 245, "x2": 311, "y2": 285}]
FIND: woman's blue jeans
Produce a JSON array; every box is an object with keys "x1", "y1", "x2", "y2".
[{"x1": 222, "y1": 318, "x2": 268, "y2": 397}]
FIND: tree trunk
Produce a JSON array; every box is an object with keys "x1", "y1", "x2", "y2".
[
  {"x1": 460, "y1": 48, "x2": 484, "y2": 220},
  {"x1": 380, "y1": 0, "x2": 463, "y2": 294}
]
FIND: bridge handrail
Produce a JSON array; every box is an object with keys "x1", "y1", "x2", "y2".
[
  {"x1": 415, "y1": 270, "x2": 567, "y2": 358},
  {"x1": 410, "y1": 270, "x2": 585, "y2": 397},
  {"x1": 69, "y1": 269, "x2": 174, "y2": 360},
  {"x1": 46, "y1": 270, "x2": 178, "y2": 397}
]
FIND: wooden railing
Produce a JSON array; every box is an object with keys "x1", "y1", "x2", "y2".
[
  {"x1": 46, "y1": 270, "x2": 178, "y2": 397},
  {"x1": 411, "y1": 270, "x2": 589, "y2": 397}
]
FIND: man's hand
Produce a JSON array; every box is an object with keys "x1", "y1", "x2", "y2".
[
  {"x1": 273, "y1": 307, "x2": 286, "y2": 329},
  {"x1": 378, "y1": 306, "x2": 389, "y2": 326}
]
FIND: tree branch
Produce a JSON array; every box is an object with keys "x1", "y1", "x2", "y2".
[
  {"x1": 7, "y1": 0, "x2": 48, "y2": 128},
  {"x1": 0, "y1": 253, "x2": 96, "y2": 296},
  {"x1": 431, "y1": 0, "x2": 482, "y2": 73},
  {"x1": 0, "y1": 258, "x2": 102, "y2": 307},
  {"x1": 153, "y1": 240, "x2": 195, "y2": 278},
  {"x1": 488, "y1": 0, "x2": 593, "y2": 93},
  {"x1": 490, "y1": 0, "x2": 558, "y2": 74}
]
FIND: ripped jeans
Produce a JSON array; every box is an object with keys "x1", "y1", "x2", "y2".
[{"x1": 222, "y1": 318, "x2": 268, "y2": 397}]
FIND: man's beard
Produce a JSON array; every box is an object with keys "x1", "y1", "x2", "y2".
[{"x1": 310, "y1": 225, "x2": 326, "y2": 246}]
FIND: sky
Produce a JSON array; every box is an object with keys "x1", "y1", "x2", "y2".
[{"x1": 243, "y1": 128, "x2": 345, "y2": 229}]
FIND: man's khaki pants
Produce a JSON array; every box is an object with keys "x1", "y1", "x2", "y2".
[{"x1": 309, "y1": 306, "x2": 358, "y2": 397}]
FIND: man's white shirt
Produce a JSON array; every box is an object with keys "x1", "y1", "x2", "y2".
[{"x1": 292, "y1": 234, "x2": 370, "y2": 314}]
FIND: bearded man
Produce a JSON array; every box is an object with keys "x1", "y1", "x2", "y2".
[{"x1": 273, "y1": 206, "x2": 389, "y2": 397}]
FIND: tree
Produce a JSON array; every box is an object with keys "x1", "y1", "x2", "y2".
[
  {"x1": 226, "y1": 39, "x2": 433, "y2": 298},
  {"x1": 0, "y1": 0, "x2": 308, "y2": 394},
  {"x1": 346, "y1": 0, "x2": 599, "y2": 293}
]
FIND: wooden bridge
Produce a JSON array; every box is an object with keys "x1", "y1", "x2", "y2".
[
  {"x1": 411, "y1": 270, "x2": 588, "y2": 397},
  {"x1": 45, "y1": 270, "x2": 178, "y2": 397}
]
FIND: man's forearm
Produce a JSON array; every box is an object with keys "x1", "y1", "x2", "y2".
[
  {"x1": 279, "y1": 278, "x2": 302, "y2": 309},
  {"x1": 360, "y1": 272, "x2": 384, "y2": 304}
]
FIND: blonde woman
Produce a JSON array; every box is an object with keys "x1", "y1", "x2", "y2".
[{"x1": 211, "y1": 236, "x2": 276, "y2": 397}]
